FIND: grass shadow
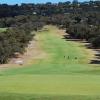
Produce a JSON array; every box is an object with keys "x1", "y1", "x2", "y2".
[
  {"x1": 90, "y1": 60, "x2": 100, "y2": 64},
  {"x1": 62, "y1": 34, "x2": 82, "y2": 41}
]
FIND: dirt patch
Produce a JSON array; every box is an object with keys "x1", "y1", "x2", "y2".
[{"x1": 0, "y1": 33, "x2": 47, "y2": 70}]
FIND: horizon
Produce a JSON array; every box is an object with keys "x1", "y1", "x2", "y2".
[{"x1": 0, "y1": 0, "x2": 91, "y2": 5}]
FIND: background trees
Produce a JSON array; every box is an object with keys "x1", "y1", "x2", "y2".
[
  {"x1": 0, "y1": 0, "x2": 100, "y2": 63},
  {"x1": 0, "y1": 15, "x2": 45, "y2": 63}
]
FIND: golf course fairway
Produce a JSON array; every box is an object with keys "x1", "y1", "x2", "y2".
[{"x1": 0, "y1": 26, "x2": 100, "y2": 100}]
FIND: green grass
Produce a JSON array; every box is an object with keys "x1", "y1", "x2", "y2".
[
  {"x1": 0, "y1": 75, "x2": 100, "y2": 95},
  {"x1": 0, "y1": 93, "x2": 100, "y2": 100},
  {"x1": 0, "y1": 28, "x2": 7, "y2": 32},
  {"x1": 0, "y1": 26, "x2": 100, "y2": 100}
]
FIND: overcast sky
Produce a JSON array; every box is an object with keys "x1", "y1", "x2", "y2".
[{"x1": 0, "y1": 0, "x2": 90, "y2": 5}]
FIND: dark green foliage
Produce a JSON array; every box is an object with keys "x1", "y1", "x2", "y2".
[
  {"x1": 66, "y1": 12, "x2": 100, "y2": 47},
  {"x1": 90, "y1": 36, "x2": 100, "y2": 48},
  {"x1": 0, "y1": 15, "x2": 44, "y2": 63}
]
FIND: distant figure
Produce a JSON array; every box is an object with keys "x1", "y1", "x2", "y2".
[
  {"x1": 68, "y1": 56, "x2": 69, "y2": 59},
  {"x1": 75, "y1": 57, "x2": 77, "y2": 59}
]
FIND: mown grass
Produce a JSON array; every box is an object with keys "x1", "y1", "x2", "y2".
[
  {"x1": 0, "y1": 93, "x2": 100, "y2": 100},
  {"x1": 0, "y1": 26, "x2": 100, "y2": 100},
  {"x1": 0, "y1": 75, "x2": 100, "y2": 95},
  {"x1": 0, "y1": 28, "x2": 7, "y2": 32}
]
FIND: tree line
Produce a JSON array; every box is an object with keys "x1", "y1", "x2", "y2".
[
  {"x1": 0, "y1": 0, "x2": 100, "y2": 63},
  {"x1": 0, "y1": 0, "x2": 100, "y2": 17},
  {"x1": 0, "y1": 15, "x2": 45, "y2": 63}
]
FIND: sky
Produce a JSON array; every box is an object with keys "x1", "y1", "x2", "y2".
[{"x1": 0, "y1": 0, "x2": 90, "y2": 5}]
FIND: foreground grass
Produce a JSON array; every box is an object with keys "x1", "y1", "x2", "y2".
[
  {"x1": 0, "y1": 26, "x2": 100, "y2": 100},
  {"x1": 0, "y1": 93, "x2": 100, "y2": 100},
  {"x1": 0, "y1": 75, "x2": 100, "y2": 95}
]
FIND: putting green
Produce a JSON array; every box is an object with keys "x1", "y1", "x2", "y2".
[{"x1": 0, "y1": 26, "x2": 100, "y2": 99}]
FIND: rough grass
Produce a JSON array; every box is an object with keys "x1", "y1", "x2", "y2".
[{"x1": 0, "y1": 26, "x2": 100, "y2": 100}]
